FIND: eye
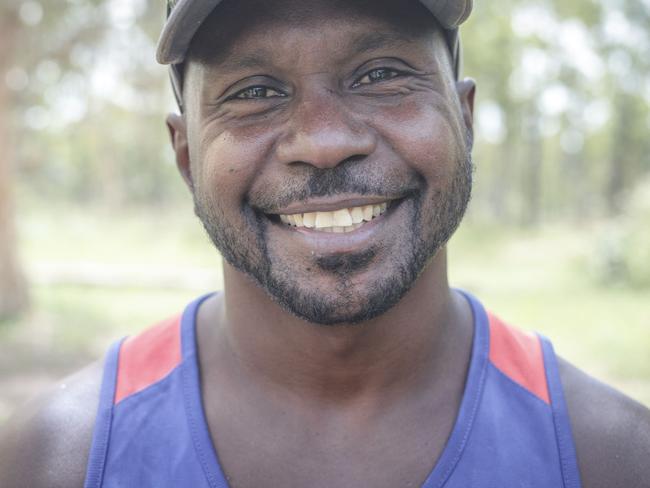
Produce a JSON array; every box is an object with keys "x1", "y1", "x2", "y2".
[
  {"x1": 352, "y1": 68, "x2": 401, "y2": 88},
  {"x1": 231, "y1": 86, "x2": 286, "y2": 100}
]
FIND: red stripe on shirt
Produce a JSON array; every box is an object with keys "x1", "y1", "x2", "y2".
[
  {"x1": 114, "y1": 314, "x2": 182, "y2": 405},
  {"x1": 488, "y1": 313, "x2": 550, "y2": 404}
]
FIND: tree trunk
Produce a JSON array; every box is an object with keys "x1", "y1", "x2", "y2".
[
  {"x1": 522, "y1": 110, "x2": 543, "y2": 227},
  {"x1": 0, "y1": 12, "x2": 29, "y2": 320},
  {"x1": 606, "y1": 94, "x2": 632, "y2": 215}
]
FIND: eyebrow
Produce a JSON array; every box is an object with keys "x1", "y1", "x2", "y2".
[
  {"x1": 347, "y1": 31, "x2": 417, "y2": 54},
  {"x1": 213, "y1": 31, "x2": 417, "y2": 72},
  {"x1": 217, "y1": 53, "x2": 270, "y2": 71}
]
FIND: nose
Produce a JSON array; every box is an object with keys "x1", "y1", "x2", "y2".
[{"x1": 275, "y1": 90, "x2": 377, "y2": 169}]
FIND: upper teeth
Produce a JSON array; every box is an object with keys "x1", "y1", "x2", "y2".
[{"x1": 279, "y1": 203, "x2": 388, "y2": 232}]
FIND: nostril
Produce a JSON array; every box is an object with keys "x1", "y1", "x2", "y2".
[
  {"x1": 288, "y1": 154, "x2": 366, "y2": 168},
  {"x1": 341, "y1": 155, "x2": 367, "y2": 165}
]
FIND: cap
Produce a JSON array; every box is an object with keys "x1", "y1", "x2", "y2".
[{"x1": 157, "y1": 0, "x2": 473, "y2": 109}]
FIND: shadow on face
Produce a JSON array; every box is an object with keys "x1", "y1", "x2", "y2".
[{"x1": 187, "y1": 0, "x2": 446, "y2": 68}]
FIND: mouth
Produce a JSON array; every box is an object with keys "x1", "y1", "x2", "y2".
[
  {"x1": 267, "y1": 200, "x2": 394, "y2": 234},
  {"x1": 258, "y1": 195, "x2": 413, "y2": 256}
]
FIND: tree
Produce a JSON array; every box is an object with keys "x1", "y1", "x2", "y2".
[
  {"x1": 0, "y1": 6, "x2": 28, "y2": 319},
  {"x1": 0, "y1": 0, "x2": 113, "y2": 319}
]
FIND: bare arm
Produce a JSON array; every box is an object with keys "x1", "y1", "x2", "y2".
[
  {"x1": 560, "y1": 358, "x2": 650, "y2": 488},
  {"x1": 0, "y1": 361, "x2": 102, "y2": 488}
]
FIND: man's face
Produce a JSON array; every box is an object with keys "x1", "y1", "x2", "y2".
[{"x1": 175, "y1": 0, "x2": 474, "y2": 325}]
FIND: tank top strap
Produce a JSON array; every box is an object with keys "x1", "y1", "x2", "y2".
[
  {"x1": 84, "y1": 337, "x2": 125, "y2": 488},
  {"x1": 180, "y1": 293, "x2": 230, "y2": 487},
  {"x1": 539, "y1": 336, "x2": 583, "y2": 488},
  {"x1": 84, "y1": 293, "x2": 214, "y2": 488}
]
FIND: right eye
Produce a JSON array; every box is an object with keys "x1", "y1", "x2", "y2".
[
  {"x1": 230, "y1": 86, "x2": 287, "y2": 100},
  {"x1": 352, "y1": 67, "x2": 402, "y2": 88}
]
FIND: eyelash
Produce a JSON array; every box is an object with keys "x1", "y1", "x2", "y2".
[
  {"x1": 227, "y1": 67, "x2": 404, "y2": 101},
  {"x1": 230, "y1": 86, "x2": 287, "y2": 101},
  {"x1": 351, "y1": 67, "x2": 402, "y2": 88}
]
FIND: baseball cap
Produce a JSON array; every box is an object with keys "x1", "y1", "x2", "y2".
[{"x1": 157, "y1": 0, "x2": 473, "y2": 109}]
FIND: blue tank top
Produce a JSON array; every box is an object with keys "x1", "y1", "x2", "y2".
[{"x1": 84, "y1": 292, "x2": 582, "y2": 487}]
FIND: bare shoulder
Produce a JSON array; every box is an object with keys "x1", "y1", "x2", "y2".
[
  {"x1": 558, "y1": 357, "x2": 650, "y2": 488},
  {"x1": 0, "y1": 360, "x2": 103, "y2": 488}
]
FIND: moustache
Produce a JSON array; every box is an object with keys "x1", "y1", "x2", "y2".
[{"x1": 249, "y1": 164, "x2": 423, "y2": 213}]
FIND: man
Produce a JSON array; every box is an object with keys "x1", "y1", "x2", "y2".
[{"x1": 1, "y1": 0, "x2": 649, "y2": 486}]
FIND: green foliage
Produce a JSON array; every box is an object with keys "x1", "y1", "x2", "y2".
[
  {"x1": 461, "y1": 0, "x2": 650, "y2": 223},
  {"x1": 591, "y1": 177, "x2": 650, "y2": 288}
]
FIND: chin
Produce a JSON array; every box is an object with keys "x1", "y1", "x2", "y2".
[
  {"x1": 257, "y1": 245, "x2": 427, "y2": 326},
  {"x1": 263, "y1": 280, "x2": 405, "y2": 326}
]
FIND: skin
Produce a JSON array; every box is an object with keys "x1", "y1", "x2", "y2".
[
  {"x1": 182, "y1": 0, "x2": 473, "y2": 328},
  {"x1": 1, "y1": 1, "x2": 649, "y2": 487}
]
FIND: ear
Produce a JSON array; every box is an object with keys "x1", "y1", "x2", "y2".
[
  {"x1": 456, "y1": 78, "x2": 476, "y2": 143},
  {"x1": 166, "y1": 113, "x2": 194, "y2": 191}
]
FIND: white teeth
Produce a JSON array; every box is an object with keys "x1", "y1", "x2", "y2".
[
  {"x1": 362, "y1": 205, "x2": 374, "y2": 221},
  {"x1": 315, "y1": 212, "x2": 333, "y2": 229},
  {"x1": 278, "y1": 202, "x2": 390, "y2": 232},
  {"x1": 332, "y1": 209, "x2": 353, "y2": 227},
  {"x1": 303, "y1": 212, "x2": 316, "y2": 228},
  {"x1": 350, "y1": 207, "x2": 364, "y2": 224}
]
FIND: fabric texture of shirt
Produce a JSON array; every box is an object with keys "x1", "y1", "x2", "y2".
[{"x1": 84, "y1": 292, "x2": 582, "y2": 487}]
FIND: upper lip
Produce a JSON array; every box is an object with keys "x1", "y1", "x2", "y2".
[{"x1": 264, "y1": 195, "x2": 402, "y2": 215}]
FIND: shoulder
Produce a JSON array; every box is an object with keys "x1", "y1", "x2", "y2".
[
  {"x1": 558, "y1": 357, "x2": 650, "y2": 488},
  {"x1": 0, "y1": 360, "x2": 104, "y2": 488}
]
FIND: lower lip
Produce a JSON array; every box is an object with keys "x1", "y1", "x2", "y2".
[{"x1": 268, "y1": 201, "x2": 405, "y2": 254}]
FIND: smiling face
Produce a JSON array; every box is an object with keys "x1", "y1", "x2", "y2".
[{"x1": 171, "y1": 0, "x2": 474, "y2": 325}]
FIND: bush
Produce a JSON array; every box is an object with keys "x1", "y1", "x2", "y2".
[{"x1": 592, "y1": 176, "x2": 650, "y2": 289}]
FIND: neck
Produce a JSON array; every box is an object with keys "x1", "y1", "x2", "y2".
[{"x1": 205, "y1": 249, "x2": 471, "y2": 406}]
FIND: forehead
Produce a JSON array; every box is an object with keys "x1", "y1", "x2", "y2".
[{"x1": 187, "y1": 0, "x2": 444, "y2": 68}]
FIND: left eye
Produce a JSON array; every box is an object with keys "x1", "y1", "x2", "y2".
[
  {"x1": 353, "y1": 68, "x2": 401, "y2": 87},
  {"x1": 232, "y1": 86, "x2": 286, "y2": 100}
]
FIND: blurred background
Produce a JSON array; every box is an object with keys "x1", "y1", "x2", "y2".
[{"x1": 0, "y1": 0, "x2": 649, "y2": 423}]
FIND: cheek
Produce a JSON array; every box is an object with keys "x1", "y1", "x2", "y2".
[
  {"x1": 373, "y1": 98, "x2": 462, "y2": 182},
  {"x1": 194, "y1": 127, "x2": 271, "y2": 207}
]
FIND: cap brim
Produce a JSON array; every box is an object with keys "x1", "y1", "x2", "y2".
[
  {"x1": 156, "y1": 0, "x2": 473, "y2": 65},
  {"x1": 157, "y1": 0, "x2": 223, "y2": 64},
  {"x1": 419, "y1": 0, "x2": 473, "y2": 29}
]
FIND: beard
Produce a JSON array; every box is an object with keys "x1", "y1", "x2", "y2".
[{"x1": 194, "y1": 147, "x2": 473, "y2": 326}]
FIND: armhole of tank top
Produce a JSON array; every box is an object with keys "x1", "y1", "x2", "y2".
[
  {"x1": 539, "y1": 336, "x2": 583, "y2": 488},
  {"x1": 83, "y1": 337, "x2": 125, "y2": 488}
]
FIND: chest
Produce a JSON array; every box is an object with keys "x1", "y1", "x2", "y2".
[{"x1": 202, "y1": 392, "x2": 458, "y2": 488}]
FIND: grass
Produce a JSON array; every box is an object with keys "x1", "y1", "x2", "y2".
[
  {"x1": 0, "y1": 204, "x2": 648, "y2": 425},
  {"x1": 449, "y1": 222, "x2": 650, "y2": 404}
]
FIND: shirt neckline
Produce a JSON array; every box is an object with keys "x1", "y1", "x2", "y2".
[{"x1": 180, "y1": 290, "x2": 489, "y2": 488}]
